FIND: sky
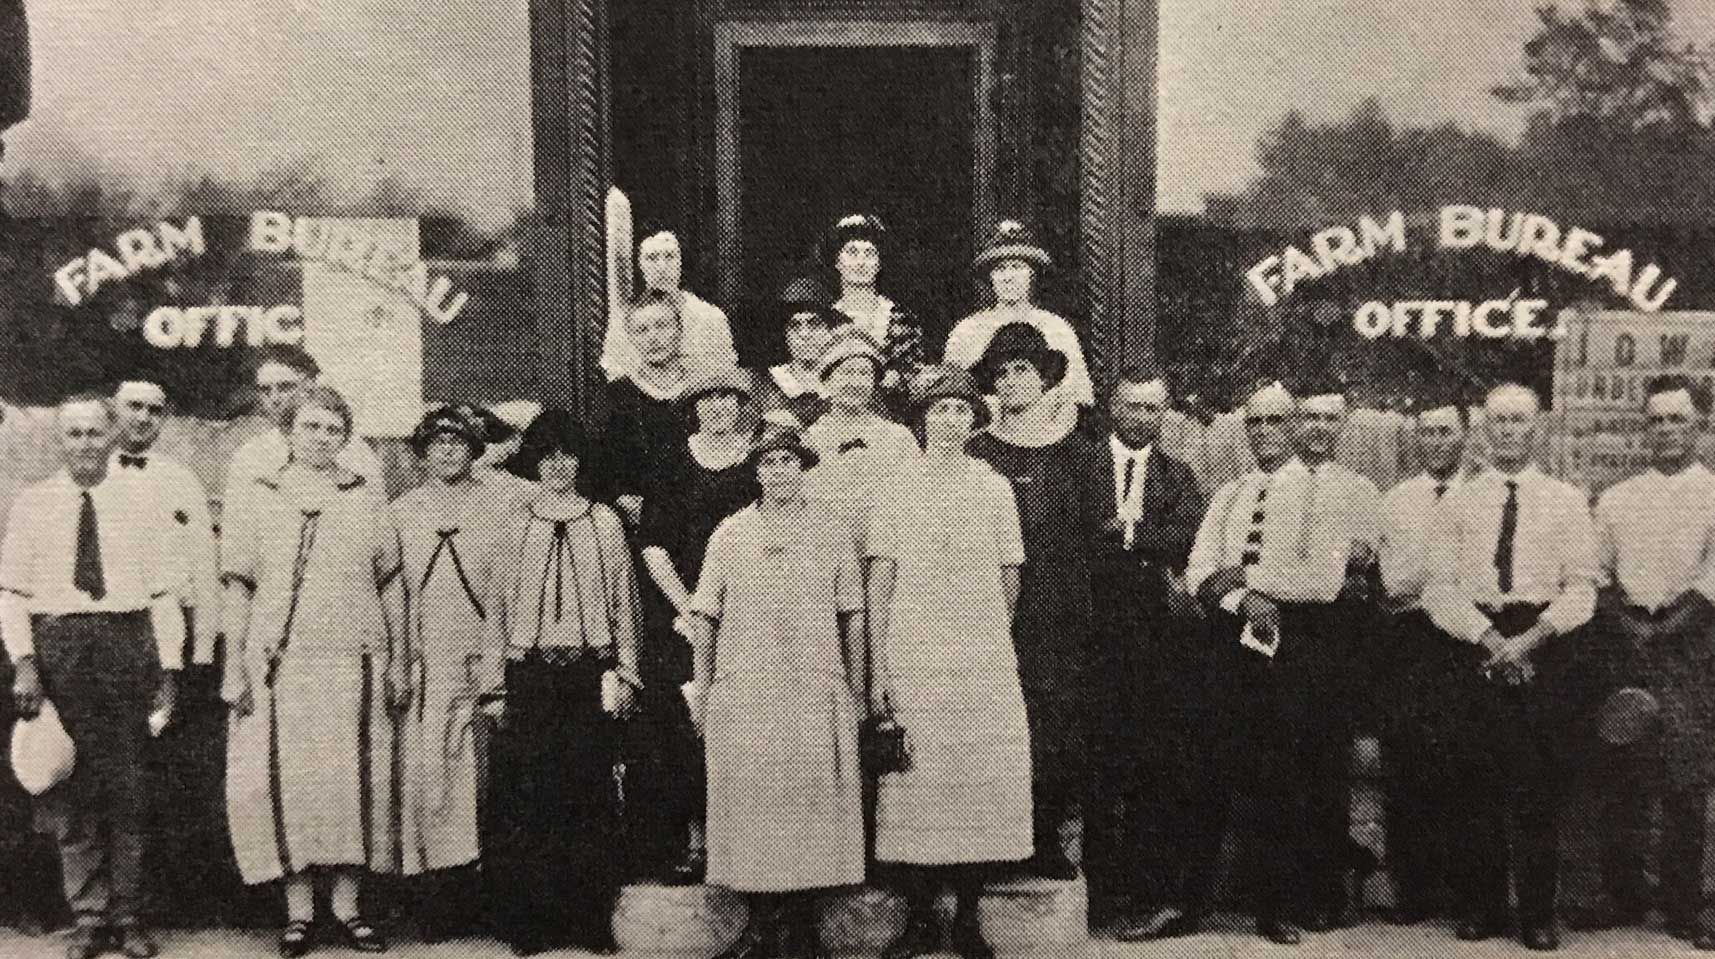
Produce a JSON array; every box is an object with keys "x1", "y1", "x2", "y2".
[{"x1": 7, "y1": 0, "x2": 1715, "y2": 220}]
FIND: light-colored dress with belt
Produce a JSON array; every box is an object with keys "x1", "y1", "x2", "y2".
[
  {"x1": 223, "y1": 470, "x2": 403, "y2": 885},
  {"x1": 692, "y1": 502, "x2": 865, "y2": 892},
  {"x1": 394, "y1": 475, "x2": 513, "y2": 875},
  {"x1": 867, "y1": 456, "x2": 1033, "y2": 864}
]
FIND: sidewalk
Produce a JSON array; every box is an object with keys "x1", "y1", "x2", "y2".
[{"x1": 0, "y1": 921, "x2": 1706, "y2": 959}]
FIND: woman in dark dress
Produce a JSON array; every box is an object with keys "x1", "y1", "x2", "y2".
[
  {"x1": 821, "y1": 214, "x2": 925, "y2": 417},
  {"x1": 488, "y1": 410, "x2": 643, "y2": 956},
  {"x1": 630, "y1": 370, "x2": 759, "y2": 883},
  {"x1": 601, "y1": 290, "x2": 701, "y2": 525},
  {"x1": 965, "y1": 323, "x2": 1102, "y2": 881}
]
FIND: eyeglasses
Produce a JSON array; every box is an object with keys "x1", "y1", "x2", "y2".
[{"x1": 1244, "y1": 414, "x2": 1288, "y2": 426}]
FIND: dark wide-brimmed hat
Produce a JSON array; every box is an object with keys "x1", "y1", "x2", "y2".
[
  {"x1": 777, "y1": 276, "x2": 841, "y2": 329},
  {"x1": 973, "y1": 219, "x2": 1052, "y2": 274},
  {"x1": 820, "y1": 213, "x2": 888, "y2": 267},
  {"x1": 409, "y1": 405, "x2": 488, "y2": 457},
  {"x1": 748, "y1": 409, "x2": 820, "y2": 471},
  {"x1": 681, "y1": 368, "x2": 754, "y2": 408},
  {"x1": 504, "y1": 408, "x2": 595, "y2": 482},
  {"x1": 972, "y1": 322, "x2": 1068, "y2": 392},
  {"x1": 908, "y1": 364, "x2": 990, "y2": 433}
]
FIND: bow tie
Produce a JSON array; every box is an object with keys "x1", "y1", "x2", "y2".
[{"x1": 118, "y1": 454, "x2": 148, "y2": 469}]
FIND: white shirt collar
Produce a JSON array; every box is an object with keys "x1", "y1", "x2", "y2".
[{"x1": 1109, "y1": 435, "x2": 1152, "y2": 463}]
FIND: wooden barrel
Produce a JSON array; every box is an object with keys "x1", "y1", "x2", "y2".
[{"x1": 611, "y1": 884, "x2": 748, "y2": 959}]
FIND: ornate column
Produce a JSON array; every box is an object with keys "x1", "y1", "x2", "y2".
[
  {"x1": 530, "y1": 0, "x2": 611, "y2": 421},
  {"x1": 1079, "y1": 0, "x2": 1158, "y2": 384}
]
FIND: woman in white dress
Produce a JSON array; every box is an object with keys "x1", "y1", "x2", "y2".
[
  {"x1": 686, "y1": 417, "x2": 866, "y2": 959},
  {"x1": 221, "y1": 385, "x2": 406, "y2": 957},
  {"x1": 393, "y1": 406, "x2": 513, "y2": 939},
  {"x1": 867, "y1": 366, "x2": 1032, "y2": 959},
  {"x1": 803, "y1": 328, "x2": 919, "y2": 555}
]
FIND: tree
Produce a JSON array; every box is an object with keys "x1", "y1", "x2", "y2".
[
  {"x1": 1493, "y1": 0, "x2": 1714, "y2": 133},
  {"x1": 1202, "y1": 99, "x2": 1521, "y2": 231}
]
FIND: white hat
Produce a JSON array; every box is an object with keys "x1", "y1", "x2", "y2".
[{"x1": 11, "y1": 700, "x2": 75, "y2": 796}]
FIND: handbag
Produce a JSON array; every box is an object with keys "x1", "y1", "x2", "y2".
[{"x1": 861, "y1": 692, "x2": 912, "y2": 777}]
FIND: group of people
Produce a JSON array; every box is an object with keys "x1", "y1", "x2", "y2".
[{"x1": 1, "y1": 209, "x2": 1711, "y2": 959}]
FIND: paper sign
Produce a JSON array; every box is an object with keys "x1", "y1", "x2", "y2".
[
  {"x1": 1550, "y1": 309, "x2": 1715, "y2": 494},
  {"x1": 300, "y1": 218, "x2": 425, "y2": 438}
]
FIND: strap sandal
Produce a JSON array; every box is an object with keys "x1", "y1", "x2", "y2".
[
  {"x1": 336, "y1": 916, "x2": 388, "y2": 953},
  {"x1": 278, "y1": 920, "x2": 314, "y2": 958}
]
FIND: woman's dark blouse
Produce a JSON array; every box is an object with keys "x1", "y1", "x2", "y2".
[
  {"x1": 598, "y1": 376, "x2": 689, "y2": 506},
  {"x1": 636, "y1": 444, "x2": 757, "y2": 685}
]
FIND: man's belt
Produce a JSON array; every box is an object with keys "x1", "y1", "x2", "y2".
[{"x1": 32, "y1": 609, "x2": 149, "y2": 626}]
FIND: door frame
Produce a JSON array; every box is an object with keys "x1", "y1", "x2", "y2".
[{"x1": 712, "y1": 18, "x2": 998, "y2": 304}]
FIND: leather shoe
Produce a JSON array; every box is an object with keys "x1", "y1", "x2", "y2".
[
  {"x1": 1113, "y1": 907, "x2": 1199, "y2": 942},
  {"x1": 1387, "y1": 905, "x2": 1433, "y2": 925},
  {"x1": 712, "y1": 923, "x2": 774, "y2": 959},
  {"x1": 949, "y1": 917, "x2": 995, "y2": 959},
  {"x1": 115, "y1": 925, "x2": 161, "y2": 959},
  {"x1": 64, "y1": 926, "x2": 103, "y2": 959},
  {"x1": 1256, "y1": 918, "x2": 1303, "y2": 945},
  {"x1": 1456, "y1": 919, "x2": 1501, "y2": 941},
  {"x1": 882, "y1": 914, "x2": 940, "y2": 959},
  {"x1": 1520, "y1": 925, "x2": 1560, "y2": 951},
  {"x1": 1567, "y1": 904, "x2": 1643, "y2": 931},
  {"x1": 1299, "y1": 911, "x2": 1335, "y2": 933}
]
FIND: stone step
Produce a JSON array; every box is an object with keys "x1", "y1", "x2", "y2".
[{"x1": 612, "y1": 880, "x2": 1088, "y2": 958}]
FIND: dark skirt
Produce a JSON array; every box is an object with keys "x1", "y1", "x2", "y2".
[{"x1": 486, "y1": 654, "x2": 621, "y2": 953}]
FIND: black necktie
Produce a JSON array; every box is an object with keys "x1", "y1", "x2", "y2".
[
  {"x1": 1495, "y1": 480, "x2": 1518, "y2": 594},
  {"x1": 118, "y1": 454, "x2": 147, "y2": 469},
  {"x1": 1434, "y1": 481, "x2": 1448, "y2": 500},
  {"x1": 74, "y1": 491, "x2": 106, "y2": 600},
  {"x1": 1241, "y1": 487, "x2": 1267, "y2": 566},
  {"x1": 1121, "y1": 455, "x2": 1137, "y2": 506},
  {"x1": 551, "y1": 521, "x2": 569, "y2": 622}
]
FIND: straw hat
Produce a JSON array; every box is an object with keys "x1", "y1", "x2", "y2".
[
  {"x1": 748, "y1": 410, "x2": 820, "y2": 470},
  {"x1": 973, "y1": 220, "x2": 1052, "y2": 274},
  {"x1": 11, "y1": 700, "x2": 75, "y2": 797},
  {"x1": 908, "y1": 364, "x2": 990, "y2": 432}
]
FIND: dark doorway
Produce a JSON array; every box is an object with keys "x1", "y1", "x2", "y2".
[{"x1": 736, "y1": 45, "x2": 976, "y2": 365}]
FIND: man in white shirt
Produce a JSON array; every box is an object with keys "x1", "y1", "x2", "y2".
[
  {"x1": 3, "y1": 395, "x2": 186, "y2": 959},
  {"x1": 1376, "y1": 400, "x2": 1476, "y2": 926},
  {"x1": 221, "y1": 346, "x2": 383, "y2": 526},
  {"x1": 1424, "y1": 382, "x2": 1597, "y2": 952},
  {"x1": 1181, "y1": 381, "x2": 1361, "y2": 946},
  {"x1": 110, "y1": 381, "x2": 218, "y2": 669},
  {"x1": 1577, "y1": 375, "x2": 1715, "y2": 949},
  {"x1": 1279, "y1": 380, "x2": 1384, "y2": 931}
]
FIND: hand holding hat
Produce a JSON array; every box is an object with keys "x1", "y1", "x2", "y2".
[{"x1": 12, "y1": 698, "x2": 74, "y2": 797}]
